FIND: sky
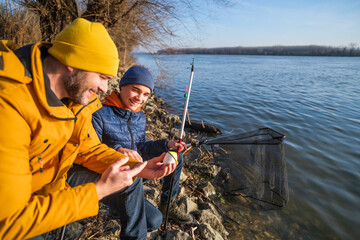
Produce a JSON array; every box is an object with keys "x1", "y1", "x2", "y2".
[{"x1": 169, "y1": 0, "x2": 360, "y2": 49}]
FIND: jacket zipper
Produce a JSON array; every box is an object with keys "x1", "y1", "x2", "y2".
[
  {"x1": 127, "y1": 114, "x2": 134, "y2": 150},
  {"x1": 30, "y1": 143, "x2": 51, "y2": 173},
  {"x1": 52, "y1": 98, "x2": 97, "y2": 165},
  {"x1": 38, "y1": 155, "x2": 44, "y2": 173}
]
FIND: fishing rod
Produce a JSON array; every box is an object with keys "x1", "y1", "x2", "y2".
[{"x1": 163, "y1": 58, "x2": 194, "y2": 235}]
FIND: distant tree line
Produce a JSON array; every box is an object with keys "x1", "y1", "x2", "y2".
[{"x1": 158, "y1": 45, "x2": 360, "y2": 57}]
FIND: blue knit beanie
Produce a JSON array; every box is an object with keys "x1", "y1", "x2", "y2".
[{"x1": 119, "y1": 66, "x2": 154, "y2": 92}]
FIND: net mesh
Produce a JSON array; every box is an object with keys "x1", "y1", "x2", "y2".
[{"x1": 208, "y1": 128, "x2": 288, "y2": 210}]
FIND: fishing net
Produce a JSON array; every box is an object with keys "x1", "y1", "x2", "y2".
[{"x1": 203, "y1": 127, "x2": 288, "y2": 210}]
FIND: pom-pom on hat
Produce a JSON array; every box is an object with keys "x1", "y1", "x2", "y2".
[
  {"x1": 48, "y1": 18, "x2": 119, "y2": 76},
  {"x1": 119, "y1": 66, "x2": 154, "y2": 92}
]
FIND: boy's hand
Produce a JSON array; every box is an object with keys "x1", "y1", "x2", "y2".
[
  {"x1": 167, "y1": 140, "x2": 187, "y2": 152},
  {"x1": 136, "y1": 153, "x2": 176, "y2": 179}
]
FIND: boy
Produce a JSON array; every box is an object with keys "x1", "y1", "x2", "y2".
[{"x1": 92, "y1": 66, "x2": 193, "y2": 227}]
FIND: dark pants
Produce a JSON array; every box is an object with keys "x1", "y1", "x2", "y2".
[{"x1": 67, "y1": 165, "x2": 162, "y2": 240}]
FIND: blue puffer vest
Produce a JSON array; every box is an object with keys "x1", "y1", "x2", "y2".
[{"x1": 92, "y1": 104, "x2": 169, "y2": 160}]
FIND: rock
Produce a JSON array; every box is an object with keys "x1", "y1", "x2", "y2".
[
  {"x1": 155, "y1": 119, "x2": 163, "y2": 127},
  {"x1": 155, "y1": 97, "x2": 165, "y2": 105},
  {"x1": 175, "y1": 196, "x2": 198, "y2": 213},
  {"x1": 179, "y1": 170, "x2": 188, "y2": 183},
  {"x1": 160, "y1": 131, "x2": 169, "y2": 139},
  {"x1": 209, "y1": 165, "x2": 221, "y2": 177},
  {"x1": 164, "y1": 229, "x2": 191, "y2": 240},
  {"x1": 198, "y1": 209, "x2": 229, "y2": 238},
  {"x1": 143, "y1": 185, "x2": 160, "y2": 203},
  {"x1": 167, "y1": 113, "x2": 181, "y2": 125},
  {"x1": 196, "y1": 199, "x2": 223, "y2": 222},
  {"x1": 185, "y1": 121, "x2": 222, "y2": 134},
  {"x1": 198, "y1": 223, "x2": 224, "y2": 240},
  {"x1": 144, "y1": 185, "x2": 159, "y2": 199},
  {"x1": 146, "y1": 100, "x2": 156, "y2": 108},
  {"x1": 169, "y1": 128, "x2": 180, "y2": 138},
  {"x1": 189, "y1": 164, "x2": 221, "y2": 178},
  {"x1": 197, "y1": 198, "x2": 212, "y2": 210},
  {"x1": 147, "y1": 230, "x2": 161, "y2": 240},
  {"x1": 177, "y1": 186, "x2": 186, "y2": 198},
  {"x1": 62, "y1": 222, "x2": 84, "y2": 239},
  {"x1": 105, "y1": 219, "x2": 121, "y2": 235},
  {"x1": 197, "y1": 182, "x2": 216, "y2": 197}
]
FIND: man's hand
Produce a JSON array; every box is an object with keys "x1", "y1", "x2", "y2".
[
  {"x1": 137, "y1": 153, "x2": 176, "y2": 179},
  {"x1": 117, "y1": 147, "x2": 143, "y2": 162},
  {"x1": 95, "y1": 157, "x2": 147, "y2": 200}
]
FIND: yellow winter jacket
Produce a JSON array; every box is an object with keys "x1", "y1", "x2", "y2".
[{"x1": 0, "y1": 41, "x2": 138, "y2": 239}]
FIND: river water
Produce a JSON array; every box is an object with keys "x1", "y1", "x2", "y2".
[{"x1": 133, "y1": 53, "x2": 360, "y2": 240}]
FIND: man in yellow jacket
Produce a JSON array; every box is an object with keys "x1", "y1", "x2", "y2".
[{"x1": 0, "y1": 18, "x2": 176, "y2": 239}]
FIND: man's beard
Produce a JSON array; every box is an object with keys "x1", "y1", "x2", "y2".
[{"x1": 64, "y1": 70, "x2": 89, "y2": 105}]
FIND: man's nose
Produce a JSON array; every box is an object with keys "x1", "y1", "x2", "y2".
[{"x1": 99, "y1": 80, "x2": 108, "y2": 93}]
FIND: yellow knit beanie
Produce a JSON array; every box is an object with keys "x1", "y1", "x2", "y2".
[{"x1": 48, "y1": 18, "x2": 119, "y2": 76}]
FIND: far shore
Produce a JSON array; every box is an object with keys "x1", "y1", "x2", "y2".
[{"x1": 155, "y1": 45, "x2": 360, "y2": 57}]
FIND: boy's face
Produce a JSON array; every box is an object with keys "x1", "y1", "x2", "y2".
[{"x1": 119, "y1": 84, "x2": 151, "y2": 111}]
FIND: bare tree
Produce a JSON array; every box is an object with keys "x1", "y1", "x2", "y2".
[
  {"x1": 3, "y1": 0, "x2": 229, "y2": 68},
  {"x1": 14, "y1": 0, "x2": 78, "y2": 41},
  {"x1": 0, "y1": 1, "x2": 41, "y2": 45}
]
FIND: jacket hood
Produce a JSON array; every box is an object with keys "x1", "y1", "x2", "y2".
[
  {"x1": 6, "y1": 41, "x2": 101, "y2": 119},
  {"x1": 0, "y1": 40, "x2": 31, "y2": 84}
]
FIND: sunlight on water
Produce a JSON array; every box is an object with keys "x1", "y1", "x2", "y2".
[{"x1": 134, "y1": 53, "x2": 360, "y2": 240}]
